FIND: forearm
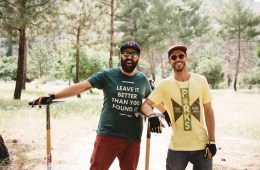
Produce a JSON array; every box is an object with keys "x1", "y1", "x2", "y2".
[
  {"x1": 204, "y1": 102, "x2": 215, "y2": 141},
  {"x1": 205, "y1": 109, "x2": 215, "y2": 141},
  {"x1": 53, "y1": 81, "x2": 92, "y2": 99},
  {"x1": 153, "y1": 103, "x2": 167, "y2": 113},
  {"x1": 140, "y1": 99, "x2": 155, "y2": 117}
]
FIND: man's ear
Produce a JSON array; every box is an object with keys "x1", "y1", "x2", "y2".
[
  {"x1": 186, "y1": 56, "x2": 189, "y2": 62},
  {"x1": 137, "y1": 56, "x2": 141, "y2": 61},
  {"x1": 168, "y1": 59, "x2": 171, "y2": 65}
]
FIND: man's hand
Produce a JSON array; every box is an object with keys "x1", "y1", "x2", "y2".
[
  {"x1": 29, "y1": 94, "x2": 55, "y2": 108},
  {"x1": 204, "y1": 141, "x2": 217, "y2": 159},
  {"x1": 162, "y1": 111, "x2": 171, "y2": 127},
  {"x1": 148, "y1": 114, "x2": 163, "y2": 133}
]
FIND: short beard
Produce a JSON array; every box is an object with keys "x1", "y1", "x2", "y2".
[
  {"x1": 174, "y1": 67, "x2": 185, "y2": 72},
  {"x1": 173, "y1": 62, "x2": 186, "y2": 72},
  {"x1": 121, "y1": 59, "x2": 138, "y2": 73}
]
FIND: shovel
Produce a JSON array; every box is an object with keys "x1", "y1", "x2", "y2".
[{"x1": 29, "y1": 101, "x2": 63, "y2": 170}]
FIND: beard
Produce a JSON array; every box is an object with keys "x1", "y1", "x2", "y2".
[
  {"x1": 173, "y1": 62, "x2": 186, "y2": 72},
  {"x1": 121, "y1": 59, "x2": 139, "y2": 73}
]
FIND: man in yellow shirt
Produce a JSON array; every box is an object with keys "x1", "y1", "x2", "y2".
[{"x1": 141, "y1": 45, "x2": 216, "y2": 170}]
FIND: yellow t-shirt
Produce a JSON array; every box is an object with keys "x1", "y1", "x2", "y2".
[{"x1": 148, "y1": 73, "x2": 212, "y2": 151}]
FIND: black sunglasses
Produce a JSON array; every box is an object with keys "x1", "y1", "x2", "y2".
[
  {"x1": 121, "y1": 51, "x2": 139, "y2": 59},
  {"x1": 169, "y1": 54, "x2": 186, "y2": 61}
]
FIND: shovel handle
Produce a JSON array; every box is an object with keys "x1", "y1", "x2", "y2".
[
  {"x1": 145, "y1": 122, "x2": 151, "y2": 170},
  {"x1": 46, "y1": 105, "x2": 52, "y2": 170}
]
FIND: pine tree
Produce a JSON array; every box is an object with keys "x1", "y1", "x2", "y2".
[
  {"x1": 0, "y1": 0, "x2": 58, "y2": 99},
  {"x1": 217, "y1": 0, "x2": 260, "y2": 91}
]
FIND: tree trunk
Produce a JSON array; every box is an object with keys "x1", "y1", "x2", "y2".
[
  {"x1": 14, "y1": 0, "x2": 27, "y2": 99},
  {"x1": 234, "y1": 29, "x2": 241, "y2": 91},
  {"x1": 22, "y1": 41, "x2": 27, "y2": 90},
  {"x1": 6, "y1": 39, "x2": 13, "y2": 57},
  {"x1": 148, "y1": 50, "x2": 155, "y2": 80},
  {"x1": 227, "y1": 74, "x2": 232, "y2": 88},
  {"x1": 108, "y1": 0, "x2": 114, "y2": 68},
  {"x1": 159, "y1": 54, "x2": 165, "y2": 78},
  {"x1": 76, "y1": 26, "x2": 81, "y2": 98},
  {"x1": 14, "y1": 27, "x2": 26, "y2": 99}
]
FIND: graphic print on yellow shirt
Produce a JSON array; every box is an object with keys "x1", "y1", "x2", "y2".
[{"x1": 172, "y1": 93, "x2": 200, "y2": 131}]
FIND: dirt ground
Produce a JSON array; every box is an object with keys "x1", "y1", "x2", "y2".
[
  {"x1": 1, "y1": 87, "x2": 260, "y2": 170},
  {"x1": 1, "y1": 113, "x2": 260, "y2": 170}
]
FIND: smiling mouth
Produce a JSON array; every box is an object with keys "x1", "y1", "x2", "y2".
[
  {"x1": 175, "y1": 62, "x2": 183, "y2": 66},
  {"x1": 126, "y1": 60, "x2": 133, "y2": 66}
]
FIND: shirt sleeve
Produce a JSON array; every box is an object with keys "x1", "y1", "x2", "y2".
[
  {"x1": 87, "y1": 70, "x2": 106, "y2": 89},
  {"x1": 201, "y1": 76, "x2": 212, "y2": 104},
  {"x1": 147, "y1": 81, "x2": 164, "y2": 105},
  {"x1": 145, "y1": 78, "x2": 152, "y2": 98}
]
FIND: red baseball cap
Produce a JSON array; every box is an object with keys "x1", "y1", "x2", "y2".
[
  {"x1": 120, "y1": 41, "x2": 141, "y2": 54},
  {"x1": 168, "y1": 45, "x2": 187, "y2": 57}
]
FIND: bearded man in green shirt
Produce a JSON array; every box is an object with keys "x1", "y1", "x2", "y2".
[{"x1": 30, "y1": 41, "x2": 167, "y2": 170}]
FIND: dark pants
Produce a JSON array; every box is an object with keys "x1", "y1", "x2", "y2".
[
  {"x1": 90, "y1": 135, "x2": 140, "y2": 170},
  {"x1": 166, "y1": 149, "x2": 212, "y2": 170}
]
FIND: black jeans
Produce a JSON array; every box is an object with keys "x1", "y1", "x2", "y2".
[{"x1": 166, "y1": 149, "x2": 212, "y2": 170}]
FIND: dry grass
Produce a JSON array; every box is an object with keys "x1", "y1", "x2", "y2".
[
  {"x1": 210, "y1": 89, "x2": 260, "y2": 170},
  {"x1": 0, "y1": 81, "x2": 260, "y2": 170}
]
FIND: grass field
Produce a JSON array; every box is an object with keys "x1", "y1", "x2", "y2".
[{"x1": 0, "y1": 81, "x2": 260, "y2": 170}]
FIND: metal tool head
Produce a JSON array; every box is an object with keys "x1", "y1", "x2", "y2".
[{"x1": 28, "y1": 100, "x2": 64, "y2": 107}]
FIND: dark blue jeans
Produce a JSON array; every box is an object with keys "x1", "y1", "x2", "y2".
[{"x1": 166, "y1": 149, "x2": 212, "y2": 170}]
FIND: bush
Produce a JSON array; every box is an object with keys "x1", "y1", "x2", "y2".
[
  {"x1": 27, "y1": 41, "x2": 57, "y2": 80},
  {"x1": 243, "y1": 66, "x2": 260, "y2": 89},
  {"x1": 0, "y1": 56, "x2": 17, "y2": 80},
  {"x1": 195, "y1": 57, "x2": 224, "y2": 89},
  {"x1": 57, "y1": 48, "x2": 106, "y2": 81}
]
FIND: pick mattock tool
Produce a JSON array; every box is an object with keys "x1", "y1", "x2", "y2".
[
  {"x1": 145, "y1": 121, "x2": 151, "y2": 170},
  {"x1": 145, "y1": 112, "x2": 164, "y2": 170},
  {"x1": 29, "y1": 100, "x2": 64, "y2": 170}
]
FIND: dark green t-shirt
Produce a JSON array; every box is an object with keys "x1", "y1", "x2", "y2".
[{"x1": 87, "y1": 67, "x2": 151, "y2": 142}]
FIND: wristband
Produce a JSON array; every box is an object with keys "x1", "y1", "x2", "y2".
[
  {"x1": 208, "y1": 141, "x2": 215, "y2": 144},
  {"x1": 147, "y1": 113, "x2": 156, "y2": 118},
  {"x1": 49, "y1": 94, "x2": 55, "y2": 99}
]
